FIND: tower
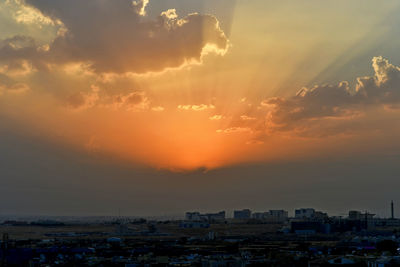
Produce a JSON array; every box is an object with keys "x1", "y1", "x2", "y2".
[{"x1": 391, "y1": 200, "x2": 394, "y2": 219}]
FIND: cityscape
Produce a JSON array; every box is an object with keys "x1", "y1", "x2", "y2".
[
  {"x1": 2, "y1": 0, "x2": 400, "y2": 266},
  {"x1": 2, "y1": 203, "x2": 400, "y2": 266}
]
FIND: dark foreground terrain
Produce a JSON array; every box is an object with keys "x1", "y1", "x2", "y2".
[{"x1": 1, "y1": 219, "x2": 400, "y2": 266}]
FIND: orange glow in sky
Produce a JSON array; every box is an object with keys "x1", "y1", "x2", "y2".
[{"x1": 2, "y1": 0, "x2": 400, "y2": 171}]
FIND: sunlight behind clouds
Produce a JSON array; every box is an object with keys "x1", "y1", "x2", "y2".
[{"x1": 2, "y1": 0, "x2": 400, "y2": 171}]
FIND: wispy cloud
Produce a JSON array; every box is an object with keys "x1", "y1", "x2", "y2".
[{"x1": 178, "y1": 104, "x2": 215, "y2": 111}]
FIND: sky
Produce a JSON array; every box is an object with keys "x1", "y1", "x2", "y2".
[{"x1": 1, "y1": 0, "x2": 400, "y2": 217}]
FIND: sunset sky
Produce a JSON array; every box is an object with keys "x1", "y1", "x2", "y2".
[{"x1": 1, "y1": 0, "x2": 400, "y2": 217}]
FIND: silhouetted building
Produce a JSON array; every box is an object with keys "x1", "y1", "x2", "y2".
[
  {"x1": 251, "y1": 210, "x2": 288, "y2": 223},
  {"x1": 266, "y1": 210, "x2": 288, "y2": 222},
  {"x1": 186, "y1": 212, "x2": 202, "y2": 221},
  {"x1": 185, "y1": 211, "x2": 225, "y2": 222},
  {"x1": 206, "y1": 211, "x2": 225, "y2": 222},
  {"x1": 252, "y1": 212, "x2": 266, "y2": 220},
  {"x1": 295, "y1": 208, "x2": 315, "y2": 219},
  {"x1": 348, "y1": 211, "x2": 374, "y2": 221},
  {"x1": 234, "y1": 209, "x2": 251, "y2": 219},
  {"x1": 314, "y1": 211, "x2": 328, "y2": 221}
]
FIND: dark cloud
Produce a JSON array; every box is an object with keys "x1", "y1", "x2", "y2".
[
  {"x1": 110, "y1": 91, "x2": 150, "y2": 111},
  {"x1": 66, "y1": 89, "x2": 98, "y2": 110},
  {"x1": 263, "y1": 57, "x2": 400, "y2": 134},
  {"x1": 264, "y1": 82, "x2": 356, "y2": 124},
  {"x1": 2, "y1": 0, "x2": 229, "y2": 74},
  {"x1": 0, "y1": 35, "x2": 42, "y2": 70},
  {"x1": 65, "y1": 85, "x2": 152, "y2": 111}
]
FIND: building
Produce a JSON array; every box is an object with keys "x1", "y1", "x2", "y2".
[
  {"x1": 267, "y1": 210, "x2": 288, "y2": 223},
  {"x1": 185, "y1": 212, "x2": 202, "y2": 221},
  {"x1": 348, "y1": 211, "x2": 362, "y2": 220},
  {"x1": 295, "y1": 208, "x2": 315, "y2": 219},
  {"x1": 314, "y1": 211, "x2": 328, "y2": 221},
  {"x1": 233, "y1": 209, "x2": 251, "y2": 219},
  {"x1": 252, "y1": 212, "x2": 268, "y2": 220},
  {"x1": 251, "y1": 210, "x2": 288, "y2": 223},
  {"x1": 205, "y1": 211, "x2": 225, "y2": 222},
  {"x1": 348, "y1": 211, "x2": 375, "y2": 221},
  {"x1": 185, "y1": 211, "x2": 225, "y2": 222}
]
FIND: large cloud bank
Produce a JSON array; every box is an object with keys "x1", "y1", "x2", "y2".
[
  {"x1": 264, "y1": 57, "x2": 400, "y2": 130},
  {"x1": 214, "y1": 57, "x2": 400, "y2": 139},
  {"x1": 0, "y1": 0, "x2": 229, "y2": 74}
]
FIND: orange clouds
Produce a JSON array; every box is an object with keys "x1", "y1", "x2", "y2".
[
  {"x1": 216, "y1": 127, "x2": 252, "y2": 134},
  {"x1": 178, "y1": 104, "x2": 215, "y2": 111},
  {"x1": 66, "y1": 85, "x2": 99, "y2": 111},
  {"x1": 3, "y1": 0, "x2": 400, "y2": 173},
  {"x1": 0, "y1": 82, "x2": 30, "y2": 96},
  {"x1": 3, "y1": 55, "x2": 400, "y2": 171},
  {"x1": 209, "y1": 115, "x2": 224, "y2": 120}
]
